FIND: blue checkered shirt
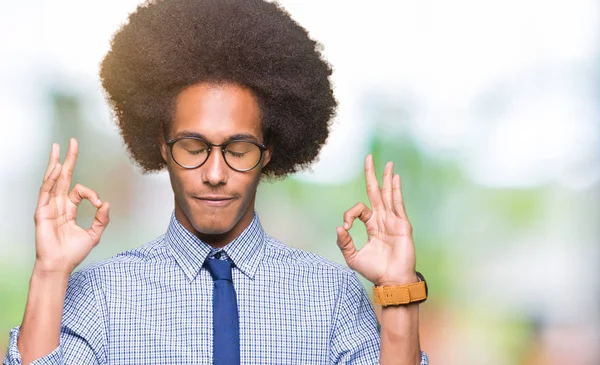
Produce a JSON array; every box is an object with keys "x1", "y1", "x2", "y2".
[{"x1": 4, "y1": 212, "x2": 428, "y2": 364}]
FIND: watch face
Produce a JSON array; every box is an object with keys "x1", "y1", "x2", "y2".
[{"x1": 416, "y1": 271, "x2": 428, "y2": 297}]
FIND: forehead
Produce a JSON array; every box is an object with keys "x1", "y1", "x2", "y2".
[{"x1": 170, "y1": 82, "x2": 262, "y2": 142}]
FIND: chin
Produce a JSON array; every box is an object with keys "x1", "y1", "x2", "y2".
[
  {"x1": 189, "y1": 209, "x2": 236, "y2": 235},
  {"x1": 192, "y1": 220, "x2": 234, "y2": 235}
]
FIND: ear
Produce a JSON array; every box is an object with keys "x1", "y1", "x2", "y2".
[
  {"x1": 159, "y1": 135, "x2": 168, "y2": 163},
  {"x1": 261, "y1": 146, "x2": 272, "y2": 168}
]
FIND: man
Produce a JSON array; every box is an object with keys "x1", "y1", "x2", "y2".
[{"x1": 4, "y1": 0, "x2": 429, "y2": 364}]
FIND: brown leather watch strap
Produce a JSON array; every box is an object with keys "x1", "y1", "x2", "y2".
[{"x1": 373, "y1": 281, "x2": 427, "y2": 306}]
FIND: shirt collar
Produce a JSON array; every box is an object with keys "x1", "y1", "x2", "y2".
[{"x1": 166, "y1": 211, "x2": 265, "y2": 282}]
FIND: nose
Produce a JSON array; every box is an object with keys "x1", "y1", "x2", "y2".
[{"x1": 201, "y1": 148, "x2": 228, "y2": 186}]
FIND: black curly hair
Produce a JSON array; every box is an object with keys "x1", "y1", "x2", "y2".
[{"x1": 99, "y1": 0, "x2": 337, "y2": 178}]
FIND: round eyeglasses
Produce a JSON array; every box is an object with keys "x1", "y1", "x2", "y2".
[{"x1": 166, "y1": 137, "x2": 268, "y2": 172}]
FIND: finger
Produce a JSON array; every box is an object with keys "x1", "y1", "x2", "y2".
[
  {"x1": 43, "y1": 143, "x2": 60, "y2": 181},
  {"x1": 364, "y1": 154, "x2": 384, "y2": 210},
  {"x1": 37, "y1": 163, "x2": 62, "y2": 208},
  {"x1": 67, "y1": 183, "x2": 102, "y2": 208},
  {"x1": 392, "y1": 174, "x2": 408, "y2": 219},
  {"x1": 86, "y1": 202, "x2": 110, "y2": 246},
  {"x1": 343, "y1": 202, "x2": 373, "y2": 230},
  {"x1": 336, "y1": 226, "x2": 358, "y2": 265},
  {"x1": 55, "y1": 138, "x2": 78, "y2": 195},
  {"x1": 382, "y1": 161, "x2": 394, "y2": 211}
]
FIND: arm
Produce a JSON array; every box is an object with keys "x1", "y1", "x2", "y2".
[
  {"x1": 5, "y1": 272, "x2": 107, "y2": 365},
  {"x1": 16, "y1": 269, "x2": 69, "y2": 363},
  {"x1": 378, "y1": 284, "x2": 423, "y2": 365},
  {"x1": 5, "y1": 139, "x2": 110, "y2": 365},
  {"x1": 328, "y1": 272, "x2": 428, "y2": 365},
  {"x1": 336, "y1": 155, "x2": 426, "y2": 365}
]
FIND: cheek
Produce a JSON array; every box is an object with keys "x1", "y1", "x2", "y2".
[
  {"x1": 228, "y1": 171, "x2": 258, "y2": 201},
  {"x1": 241, "y1": 170, "x2": 262, "y2": 197},
  {"x1": 167, "y1": 164, "x2": 186, "y2": 195}
]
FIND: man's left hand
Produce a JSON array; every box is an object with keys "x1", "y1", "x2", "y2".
[{"x1": 336, "y1": 154, "x2": 418, "y2": 286}]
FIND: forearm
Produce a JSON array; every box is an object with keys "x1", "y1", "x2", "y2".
[
  {"x1": 17, "y1": 265, "x2": 69, "y2": 365},
  {"x1": 379, "y1": 303, "x2": 421, "y2": 365},
  {"x1": 377, "y1": 272, "x2": 423, "y2": 365}
]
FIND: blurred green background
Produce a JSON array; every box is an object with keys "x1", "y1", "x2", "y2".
[{"x1": 1, "y1": 0, "x2": 598, "y2": 364}]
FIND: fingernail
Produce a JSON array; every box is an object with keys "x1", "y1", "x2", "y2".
[
  {"x1": 344, "y1": 223, "x2": 349, "y2": 230},
  {"x1": 97, "y1": 199, "x2": 102, "y2": 205}
]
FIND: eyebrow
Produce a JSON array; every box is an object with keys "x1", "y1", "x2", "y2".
[{"x1": 171, "y1": 130, "x2": 261, "y2": 144}]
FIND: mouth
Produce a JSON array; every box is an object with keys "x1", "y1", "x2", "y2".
[{"x1": 194, "y1": 196, "x2": 236, "y2": 208}]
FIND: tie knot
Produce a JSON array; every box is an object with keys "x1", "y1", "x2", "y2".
[{"x1": 204, "y1": 258, "x2": 233, "y2": 282}]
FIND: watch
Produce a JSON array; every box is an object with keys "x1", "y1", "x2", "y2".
[{"x1": 373, "y1": 271, "x2": 428, "y2": 306}]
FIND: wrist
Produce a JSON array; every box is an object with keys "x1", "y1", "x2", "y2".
[
  {"x1": 376, "y1": 272, "x2": 419, "y2": 286},
  {"x1": 32, "y1": 262, "x2": 72, "y2": 282},
  {"x1": 374, "y1": 271, "x2": 427, "y2": 306}
]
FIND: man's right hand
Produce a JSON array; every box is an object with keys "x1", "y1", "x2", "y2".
[
  {"x1": 15, "y1": 138, "x2": 110, "y2": 365},
  {"x1": 33, "y1": 138, "x2": 110, "y2": 276}
]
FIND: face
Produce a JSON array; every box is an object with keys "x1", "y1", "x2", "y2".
[{"x1": 160, "y1": 82, "x2": 271, "y2": 248}]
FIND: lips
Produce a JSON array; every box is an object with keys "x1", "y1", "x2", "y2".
[
  {"x1": 197, "y1": 196, "x2": 233, "y2": 201},
  {"x1": 194, "y1": 196, "x2": 235, "y2": 207}
]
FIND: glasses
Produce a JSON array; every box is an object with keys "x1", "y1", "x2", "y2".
[{"x1": 166, "y1": 137, "x2": 268, "y2": 172}]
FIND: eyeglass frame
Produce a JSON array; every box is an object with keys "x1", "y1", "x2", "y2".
[{"x1": 165, "y1": 136, "x2": 268, "y2": 172}]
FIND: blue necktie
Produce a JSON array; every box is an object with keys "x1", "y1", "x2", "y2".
[{"x1": 204, "y1": 257, "x2": 240, "y2": 365}]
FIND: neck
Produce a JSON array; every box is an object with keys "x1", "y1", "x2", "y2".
[{"x1": 195, "y1": 230, "x2": 240, "y2": 249}]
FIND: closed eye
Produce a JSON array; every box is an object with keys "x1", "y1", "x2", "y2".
[
  {"x1": 225, "y1": 150, "x2": 246, "y2": 158},
  {"x1": 186, "y1": 148, "x2": 208, "y2": 155}
]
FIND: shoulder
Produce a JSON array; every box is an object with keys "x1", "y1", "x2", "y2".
[
  {"x1": 262, "y1": 234, "x2": 357, "y2": 281},
  {"x1": 70, "y1": 234, "x2": 171, "y2": 283}
]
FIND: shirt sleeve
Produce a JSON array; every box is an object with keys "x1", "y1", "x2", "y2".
[
  {"x1": 3, "y1": 271, "x2": 106, "y2": 365},
  {"x1": 329, "y1": 271, "x2": 380, "y2": 364}
]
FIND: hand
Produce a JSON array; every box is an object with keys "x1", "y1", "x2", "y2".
[
  {"x1": 33, "y1": 138, "x2": 110, "y2": 276},
  {"x1": 336, "y1": 155, "x2": 417, "y2": 286}
]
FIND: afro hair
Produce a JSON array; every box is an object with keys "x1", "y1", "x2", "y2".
[{"x1": 99, "y1": 0, "x2": 337, "y2": 178}]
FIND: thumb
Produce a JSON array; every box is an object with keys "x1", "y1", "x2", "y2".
[{"x1": 336, "y1": 226, "x2": 358, "y2": 267}]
